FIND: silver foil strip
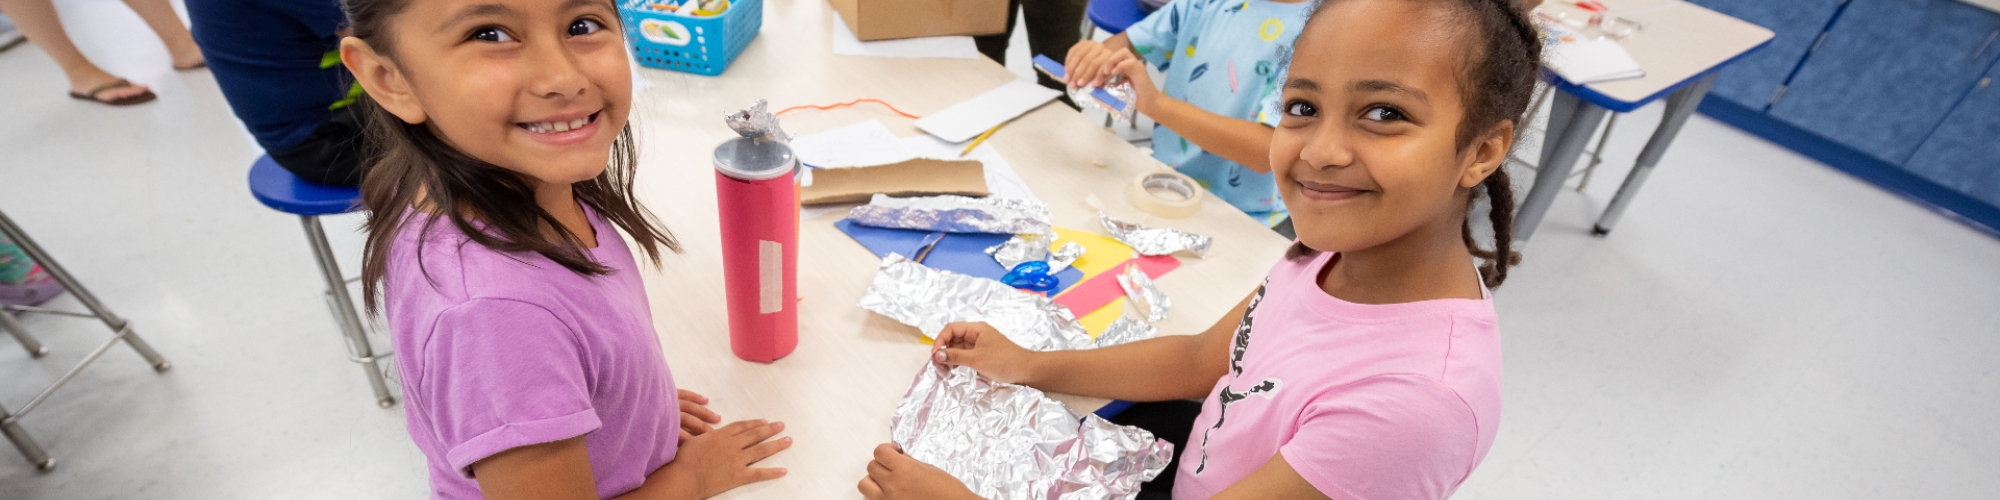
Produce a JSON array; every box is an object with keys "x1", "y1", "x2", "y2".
[
  {"x1": 1098, "y1": 213, "x2": 1211, "y2": 257},
  {"x1": 850, "y1": 194, "x2": 1054, "y2": 235},
  {"x1": 1115, "y1": 264, "x2": 1170, "y2": 322},
  {"x1": 725, "y1": 99, "x2": 790, "y2": 142},
  {"x1": 1069, "y1": 82, "x2": 1139, "y2": 125},
  {"x1": 986, "y1": 232, "x2": 1056, "y2": 270},
  {"x1": 890, "y1": 362, "x2": 1175, "y2": 500},
  {"x1": 1093, "y1": 317, "x2": 1157, "y2": 348},
  {"x1": 858, "y1": 254, "x2": 1095, "y2": 352},
  {"x1": 1046, "y1": 241, "x2": 1085, "y2": 273}
]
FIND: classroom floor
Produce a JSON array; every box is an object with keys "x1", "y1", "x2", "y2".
[{"x1": 4, "y1": 0, "x2": 1999, "y2": 498}]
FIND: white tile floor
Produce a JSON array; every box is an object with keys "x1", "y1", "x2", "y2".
[{"x1": 3, "y1": 0, "x2": 1999, "y2": 498}]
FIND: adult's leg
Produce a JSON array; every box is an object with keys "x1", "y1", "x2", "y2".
[
  {"x1": 1020, "y1": 0, "x2": 1085, "y2": 92},
  {"x1": 974, "y1": 0, "x2": 1023, "y2": 65},
  {"x1": 116, "y1": 0, "x2": 200, "y2": 68},
  {"x1": 268, "y1": 106, "x2": 367, "y2": 186},
  {"x1": 0, "y1": 0, "x2": 149, "y2": 99}
]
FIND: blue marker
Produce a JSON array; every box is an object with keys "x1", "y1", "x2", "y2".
[{"x1": 1032, "y1": 54, "x2": 1129, "y2": 114}]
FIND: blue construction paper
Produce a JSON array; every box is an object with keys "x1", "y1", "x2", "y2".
[{"x1": 835, "y1": 219, "x2": 1084, "y2": 294}]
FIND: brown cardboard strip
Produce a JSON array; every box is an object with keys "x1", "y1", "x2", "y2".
[{"x1": 801, "y1": 158, "x2": 989, "y2": 205}]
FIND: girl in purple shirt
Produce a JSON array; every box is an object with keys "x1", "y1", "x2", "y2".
[
  {"x1": 860, "y1": 0, "x2": 1542, "y2": 498},
  {"x1": 337, "y1": 0, "x2": 790, "y2": 497}
]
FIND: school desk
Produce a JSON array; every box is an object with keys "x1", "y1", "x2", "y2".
[
  {"x1": 1517, "y1": 0, "x2": 1773, "y2": 241},
  {"x1": 625, "y1": 0, "x2": 1291, "y2": 496}
]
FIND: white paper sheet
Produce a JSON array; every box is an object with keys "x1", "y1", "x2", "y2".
[
  {"x1": 913, "y1": 80, "x2": 1063, "y2": 143},
  {"x1": 790, "y1": 119, "x2": 1043, "y2": 220},
  {"x1": 789, "y1": 119, "x2": 911, "y2": 168},
  {"x1": 1539, "y1": 18, "x2": 1645, "y2": 84},
  {"x1": 830, "y1": 13, "x2": 980, "y2": 60}
]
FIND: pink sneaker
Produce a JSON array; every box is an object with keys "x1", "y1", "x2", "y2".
[{"x1": 0, "y1": 265, "x2": 64, "y2": 307}]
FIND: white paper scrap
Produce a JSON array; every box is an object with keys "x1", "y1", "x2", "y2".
[
  {"x1": 830, "y1": 13, "x2": 980, "y2": 60},
  {"x1": 913, "y1": 80, "x2": 1063, "y2": 143}
]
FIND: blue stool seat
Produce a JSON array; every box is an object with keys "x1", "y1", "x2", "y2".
[
  {"x1": 1087, "y1": 0, "x2": 1148, "y2": 34},
  {"x1": 248, "y1": 155, "x2": 360, "y2": 216}
]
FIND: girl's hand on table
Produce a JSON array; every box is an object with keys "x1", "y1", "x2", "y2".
[
  {"x1": 653, "y1": 419, "x2": 791, "y2": 499},
  {"x1": 931, "y1": 322, "x2": 1037, "y2": 385},
  {"x1": 677, "y1": 389, "x2": 722, "y2": 443},
  {"x1": 857, "y1": 443, "x2": 981, "y2": 500}
]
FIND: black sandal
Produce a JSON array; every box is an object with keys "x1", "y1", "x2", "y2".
[{"x1": 68, "y1": 79, "x2": 157, "y2": 106}]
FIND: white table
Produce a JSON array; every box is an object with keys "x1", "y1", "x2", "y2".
[
  {"x1": 625, "y1": 0, "x2": 1293, "y2": 496},
  {"x1": 1518, "y1": 0, "x2": 1773, "y2": 240}
]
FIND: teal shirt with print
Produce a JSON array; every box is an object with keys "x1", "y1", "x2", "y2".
[{"x1": 1126, "y1": 0, "x2": 1308, "y2": 226}]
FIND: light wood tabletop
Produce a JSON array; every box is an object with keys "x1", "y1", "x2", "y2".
[
  {"x1": 1543, "y1": 0, "x2": 1773, "y2": 108},
  {"x1": 622, "y1": 0, "x2": 1292, "y2": 496}
]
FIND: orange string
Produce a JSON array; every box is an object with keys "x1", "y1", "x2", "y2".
[{"x1": 774, "y1": 98, "x2": 923, "y2": 120}]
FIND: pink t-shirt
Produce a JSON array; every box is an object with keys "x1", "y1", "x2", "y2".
[
  {"x1": 385, "y1": 206, "x2": 680, "y2": 499},
  {"x1": 1173, "y1": 251, "x2": 1502, "y2": 499}
]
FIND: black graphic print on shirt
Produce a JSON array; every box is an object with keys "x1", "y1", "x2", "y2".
[{"x1": 1197, "y1": 281, "x2": 1283, "y2": 474}]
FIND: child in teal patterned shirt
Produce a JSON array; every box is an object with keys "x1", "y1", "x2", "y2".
[{"x1": 1066, "y1": 0, "x2": 1311, "y2": 226}]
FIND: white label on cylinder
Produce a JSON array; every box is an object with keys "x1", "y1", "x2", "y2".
[{"x1": 759, "y1": 240, "x2": 782, "y2": 314}]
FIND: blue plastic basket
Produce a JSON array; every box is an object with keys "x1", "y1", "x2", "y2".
[{"x1": 621, "y1": 0, "x2": 762, "y2": 76}]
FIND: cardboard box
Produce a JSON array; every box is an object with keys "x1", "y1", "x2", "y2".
[
  {"x1": 829, "y1": 0, "x2": 1009, "y2": 41},
  {"x1": 802, "y1": 158, "x2": 989, "y2": 205}
]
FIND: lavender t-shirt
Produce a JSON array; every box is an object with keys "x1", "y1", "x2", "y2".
[
  {"x1": 385, "y1": 207, "x2": 679, "y2": 499},
  {"x1": 1174, "y1": 251, "x2": 1502, "y2": 499}
]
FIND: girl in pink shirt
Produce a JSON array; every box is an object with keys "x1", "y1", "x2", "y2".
[
  {"x1": 858, "y1": 0, "x2": 1542, "y2": 498},
  {"x1": 338, "y1": 0, "x2": 790, "y2": 497}
]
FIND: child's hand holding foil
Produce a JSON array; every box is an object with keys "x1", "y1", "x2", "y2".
[{"x1": 930, "y1": 322, "x2": 1037, "y2": 385}]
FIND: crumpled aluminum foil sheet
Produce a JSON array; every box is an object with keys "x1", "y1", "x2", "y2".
[
  {"x1": 1094, "y1": 317, "x2": 1157, "y2": 348},
  {"x1": 858, "y1": 254, "x2": 1094, "y2": 352},
  {"x1": 986, "y1": 232, "x2": 1056, "y2": 270},
  {"x1": 1046, "y1": 241, "x2": 1085, "y2": 273},
  {"x1": 1069, "y1": 82, "x2": 1138, "y2": 125},
  {"x1": 890, "y1": 362, "x2": 1175, "y2": 500},
  {"x1": 1115, "y1": 264, "x2": 1170, "y2": 322},
  {"x1": 987, "y1": 234, "x2": 1088, "y2": 274},
  {"x1": 1098, "y1": 213, "x2": 1211, "y2": 257},
  {"x1": 850, "y1": 195, "x2": 1054, "y2": 235},
  {"x1": 725, "y1": 99, "x2": 790, "y2": 142}
]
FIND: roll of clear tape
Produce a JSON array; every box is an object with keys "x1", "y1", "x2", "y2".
[{"x1": 1125, "y1": 171, "x2": 1202, "y2": 219}]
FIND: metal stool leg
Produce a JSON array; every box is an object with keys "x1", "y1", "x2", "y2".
[
  {"x1": 300, "y1": 216, "x2": 397, "y2": 408},
  {"x1": 1, "y1": 309, "x2": 46, "y2": 358},
  {"x1": 1, "y1": 402, "x2": 54, "y2": 471},
  {"x1": 0, "y1": 211, "x2": 168, "y2": 371}
]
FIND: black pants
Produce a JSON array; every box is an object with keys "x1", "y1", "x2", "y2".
[
  {"x1": 974, "y1": 0, "x2": 1087, "y2": 93},
  {"x1": 1108, "y1": 399, "x2": 1204, "y2": 500},
  {"x1": 268, "y1": 105, "x2": 366, "y2": 187}
]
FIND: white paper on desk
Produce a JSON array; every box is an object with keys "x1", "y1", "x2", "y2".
[
  {"x1": 791, "y1": 120, "x2": 1043, "y2": 218},
  {"x1": 830, "y1": 13, "x2": 980, "y2": 60},
  {"x1": 1539, "y1": 18, "x2": 1645, "y2": 84},
  {"x1": 913, "y1": 80, "x2": 1063, "y2": 143},
  {"x1": 790, "y1": 119, "x2": 912, "y2": 168}
]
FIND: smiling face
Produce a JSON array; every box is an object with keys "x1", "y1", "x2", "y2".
[
  {"x1": 348, "y1": 0, "x2": 631, "y2": 186},
  {"x1": 1270, "y1": 0, "x2": 1511, "y2": 255}
]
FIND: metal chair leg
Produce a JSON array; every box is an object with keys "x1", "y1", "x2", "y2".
[
  {"x1": 0, "y1": 211, "x2": 169, "y2": 371},
  {"x1": 1, "y1": 309, "x2": 46, "y2": 358},
  {"x1": 300, "y1": 216, "x2": 397, "y2": 408},
  {"x1": 1, "y1": 402, "x2": 54, "y2": 472}
]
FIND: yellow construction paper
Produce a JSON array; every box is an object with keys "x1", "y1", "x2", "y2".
[
  {"x1": 1078, "y1": 298, "x2": 1126, "y2": 339},
  {"x1": 1051, "y1": 227, "x2": 1134, "y2": 279}
]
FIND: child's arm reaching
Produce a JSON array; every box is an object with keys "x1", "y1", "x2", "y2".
[
  {"x1": 1065, "y1": 38, "x2": 1277, "y2": 173},
  {"x1": 932, "y1": 289, "x2": 1256, "y2": 401}
]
